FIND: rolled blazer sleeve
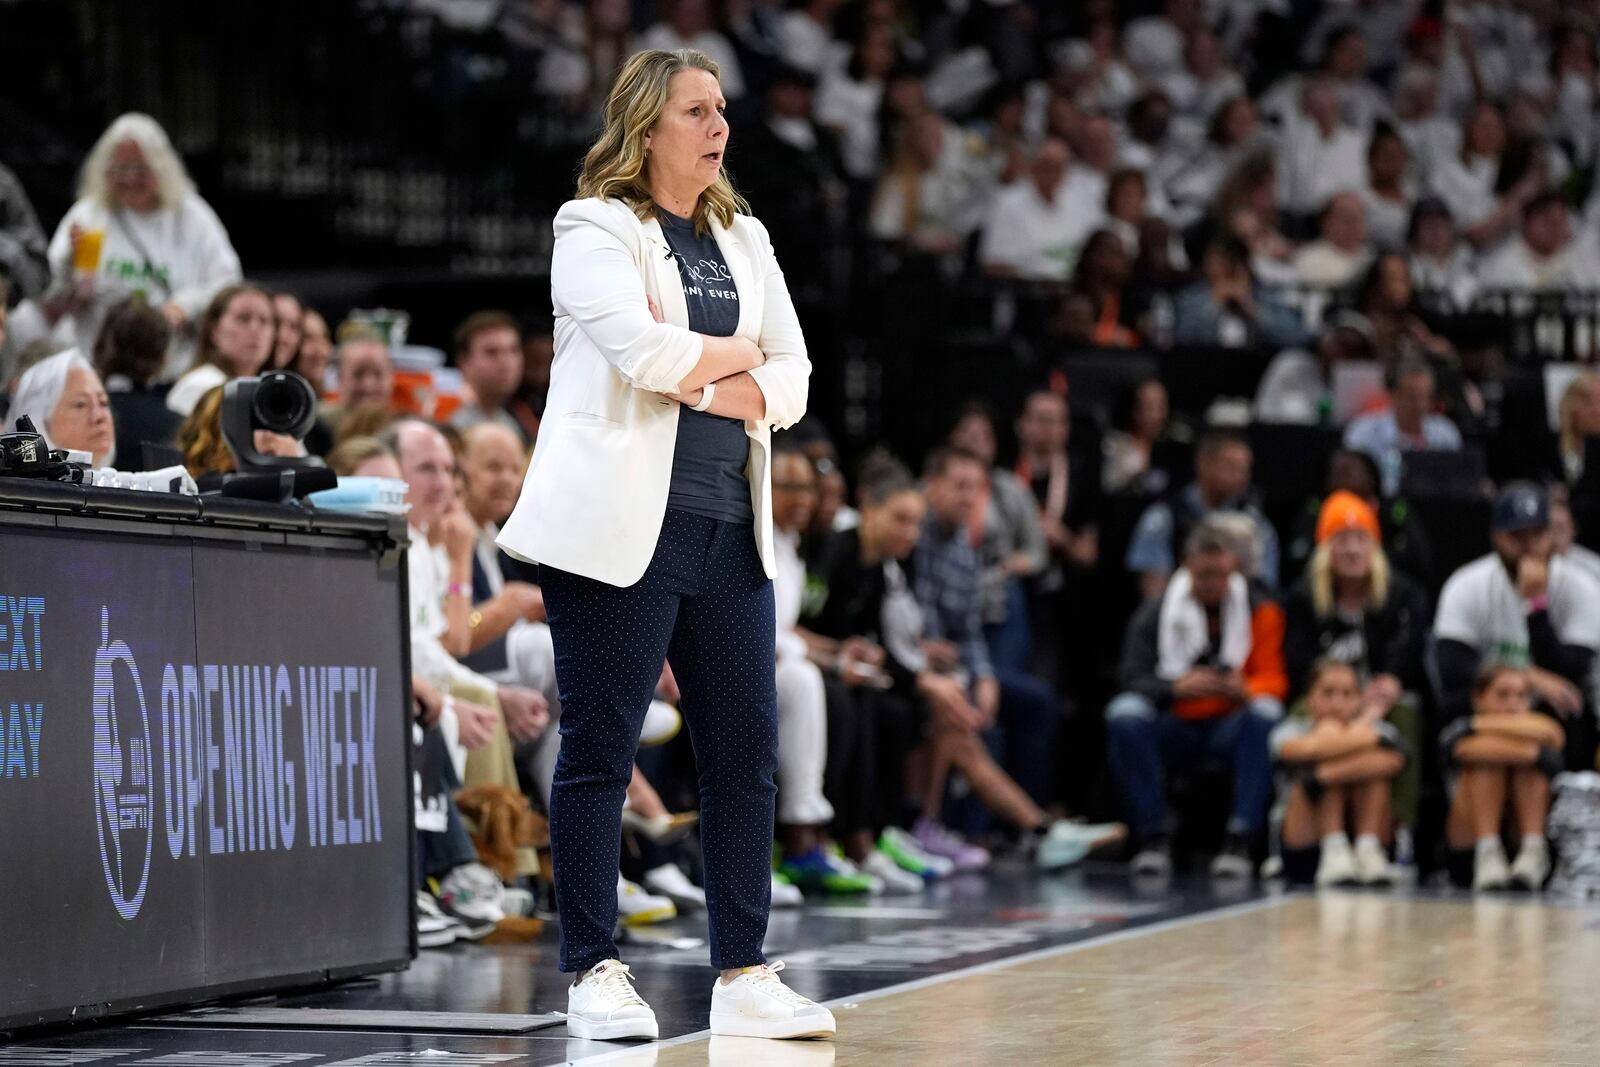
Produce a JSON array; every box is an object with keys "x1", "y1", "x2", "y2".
[
  {"x1": 551, "y1": 200, "x2": 705, "y2": 394},
  {"x1": 743, "y1": 216, "x2": 811, "y2": 431}
]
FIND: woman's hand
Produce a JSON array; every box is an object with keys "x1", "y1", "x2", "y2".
[{"x1": 253, "y1": 430, "x2": 306, "y2": 457}]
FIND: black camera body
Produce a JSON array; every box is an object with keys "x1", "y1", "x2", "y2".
[
  {"x1": 218, "y1": 372, "x2": 335, "y2": 501},
  {"x1": 0, "y1": 416, "x2": 92, "y2": 482}
]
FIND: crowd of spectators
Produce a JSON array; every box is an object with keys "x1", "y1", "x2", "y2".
[{"x1": 9, "y1": 0, "x2": 1600, "y2": 944}]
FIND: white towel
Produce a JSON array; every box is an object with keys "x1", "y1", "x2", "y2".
[{"x1": 1156, "y1": 568, "x2": 1252, "y2": 681}]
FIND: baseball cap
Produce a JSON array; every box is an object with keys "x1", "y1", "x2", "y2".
[{"x1": 1492, "y1": 481, "x2": 1549, "y2": 533}]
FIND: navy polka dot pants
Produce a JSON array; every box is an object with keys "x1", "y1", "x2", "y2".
[{"x1": 539, "y1": 509, "x2": 778, "y2": 974}]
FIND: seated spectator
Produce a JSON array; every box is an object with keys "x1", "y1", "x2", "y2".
[
  {"x1": 1102, "y1": 378, "x2": 1174, "y2": 496},
  {"x1": 1406, "y1": 197, "x2": 1476, "y2": 310},
  {"x1": 1284, "y1": 491, "x2": 1427, "y2": 834},
  {"x1": 507, "y1": 325, "x2": 552, "y2": 442},
  {"x1": 8, "y1": 347, "x2": 114, "y2": 467},
  {"x1": 1557, "y1": 372, "x2": 1600, "y2": 487},
  {"x1": 1440, "y1": 665, "x2": 1562, "y2": 892},
  {"x1": 1428, "y1": 101, "x2": 1542, "y2": 251},
  {"x1": 1291, "y1": 191, "x2": 1372, "y2": 289},
  {"x1": 870, "y1": 110, "x2": 982, "y2": 259},
  {"x1": 269, "y1": 291, "x2": 302, "y2": 370},
  {"x1": 638, "y1": 0, "x2": 745, "y2": 99},
  {"x1": 93, "y1": 296, "x2": 181, "y2": 470},
  {"x1": 323, "y1": 324, "x2": 396, "y2": 438},
  {"x1": 1476, "y1": 190, "x2": 1582, "y2": 291},
  {"x1": 769, "y1": 444, "x2": 882, "y2": 895},
  {"x1": 447, "y1": 311, "x2": 527, "y2": 441},
  {"x1": 41, "y1": 113, "x2": 242, "y2": 374},
  {"x1": 1435, "y1": 483, "x2": 1600, "y2": 771},
  {"x1": 1165, "y1": 97, "x2": 1264, "y2": 227},
  {"x1": 1264, "y1": 24, "x2": 1391, "y2": 135},
  {"x1": 1123, "y1": 0, "x2": 1201, "y2": 82},
  {"x1": 1159, "y1": 28, "x2": 1244, "y2": 129},
  {"x1": 1127, "y1": 428, "x2": 1280, "y2": 598},
  {"x1": 174, "y1": 384, "x2": 302, "y2": 485},
  {"x1": 775, "y1": 0, "x2": 844, "y2": 77},
  {"x1": 1275, "y1": 77, "x2": 1369, "y2": 220},
  {"x1": 1015, "y1": 388, "x2": 1099, "y2": 573},
  {"x1": 1549, "y1": 492, "x2": 1600, "y2": 582},
  {"x1": 1343, "y1": 358, "x2": 1463, "y2": 496},
  {"x1": 1359, "y1": 125, "x2": 1415, "y2": 253},
  {"x1": 166, "y1": 283, "x2": 275, "y2": 417},
  {"x1": 1360, "y1": 252, "x2": 1453, "y2": 363},
  {"x1": 1172, "y1": 234, "x2": 1308, "y2": 351},
  {"x1": 289, "y1": 307, "x2": 333, "y2": 396},
  {"x1": 1102, "y1": 167, "x2": 1151, "y2": 255},
  {"x1": 907, "y1": 448, "x2": 1121, "y2": 871},
  {"x1": 947, "y1": 403, "x2": 1048, "y2": 671},
  {"x1": 1068, "y1": 230, "x2": 1140, "y2": 346},
  {"x1": 1284, "y1": 448, "x2": 1434, "y2": 589},
  {"x1": 797, "y1": 458, "x2": 956, "y2": 884},
  {"x1": 1106, "y1": 518, "x2": 1287, "y2": 879},
  {"x1": 814, "y1": 23, "x2": 899, "y2": 182},
  {"x1": 387, "y1": 419, "x2": 549, "y2": 841},
  {"x1": 1271, "y1": 660, "x2": 1407, "y2": 887},
  {"x1": 979, "y1": 139, "x2": 1095, "y2": 282},
  {"x1": 1255, "y1": 310, "x2": 1376, "y2": 427}
]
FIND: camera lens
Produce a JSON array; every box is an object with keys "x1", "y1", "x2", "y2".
[{"x1": 251, "y1": 372, "x2": 316, "y2": 436}]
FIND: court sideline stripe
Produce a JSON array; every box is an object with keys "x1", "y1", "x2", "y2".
[{"x1": 566, "y1": 893, "x2": 1293, "y2": 1065}]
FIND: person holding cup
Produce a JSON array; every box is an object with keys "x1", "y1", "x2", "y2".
[{"x1": 43, "y1": 112, "x2": 241, "y2": 378}]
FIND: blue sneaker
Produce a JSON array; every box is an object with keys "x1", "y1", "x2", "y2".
[{"x1": 779, "y1": 848, "x2": 875, "y2": 894}]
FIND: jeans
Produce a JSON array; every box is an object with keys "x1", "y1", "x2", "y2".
[{"x1": 1105, "y1": 691, "x2": 1281, "y2": 837}]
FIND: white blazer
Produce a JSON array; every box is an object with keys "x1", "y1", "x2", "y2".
[{"x1": 497, "y1": 196, "x2": 811, "y2": 587}]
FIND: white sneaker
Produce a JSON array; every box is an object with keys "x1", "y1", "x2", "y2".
[
  {"x1": 1509, "y1": 835, "x2": 1550, "y2": 891},
  {"x1": 618, "y1": 874, "x2": 678, "y2": 925},
  {"x1": 709, "y1": 961, "x2": 836, "y2": 1040},
  {"x1": 643, "y1": 863, "x2": 707, "y2": 911},
  {"x1": 501, "y1": 885, "x2": 536, "y2": 917},
  {"x1": 416, "y1": 891, "x2": 464, "y2": 949},
  {"x1": 1315, "y1": 834, "x2": 1358, "y2": 888},
  {"x1": 567, "y1": 959, "x2": 659, "y2": 1041},
  {"x1": 438, "y1": 862, "x2": 507, "y2": 938},
  {"x1": 770, "y1": 874, "x2": 804, "y2": 909},
  {"x1": 862, "y1": 849, "x2": 925, "y2": 894},
  {"x1": 1036, "y1": 820, "x2": 1127, "y2": 871},
  {"x1": 1474, "y1": 838, "x2": 1511, "y2": 892},
  {"x1": 1131, "y1": 845, "x2": 1172, "y2": 878},
  {"x1": 1353, "y1": 835, "x2": 1394, "y2": 886}
]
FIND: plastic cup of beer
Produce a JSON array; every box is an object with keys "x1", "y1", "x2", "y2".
[{"x1": 73, "y1": 228, "x2": 105, "y2": 275}]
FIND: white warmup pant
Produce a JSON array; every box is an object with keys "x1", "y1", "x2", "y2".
[
  {"x1": 492, "y1": 620, "x2": 563, "y2": 809},
  {"x1": 775, "y1": 655, "x2": 835, "y2": 826}
]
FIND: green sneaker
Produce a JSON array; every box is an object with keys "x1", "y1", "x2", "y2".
[
  {"x1": 779, "y1": 848, "x2": 875, "y2": 894},
  {"x1": 878, "y1": 827, "x2": 954, "y2": 879}
]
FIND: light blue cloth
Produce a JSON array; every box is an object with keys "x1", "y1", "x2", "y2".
[{"x1": 1343, "y1": 411, "x2": 1463, "y2": 496}]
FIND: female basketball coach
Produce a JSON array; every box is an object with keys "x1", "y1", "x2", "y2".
[{"x1": 497, "y1": 49, "x2": 833, "y2": 1043}]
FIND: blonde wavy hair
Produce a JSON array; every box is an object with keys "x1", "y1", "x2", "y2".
[
  {"x1": 576, "y1": 49, "x2": 748, "y2": 234},
  {"x1": 1558, "y1": 372, "x2": 1600, "y2": 461},
  {"x1": 79, "y1": 113, "x2": 194, "y2": 212},
  {"x1": 1309, "y1": 539, "x2": 1391, "y2": 617}
]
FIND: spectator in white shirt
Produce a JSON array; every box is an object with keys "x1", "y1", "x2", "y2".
[
  {"x1": 1406, "y1": 197, "x2": 1478, "y2": 309},
  {"x1": 1265, "y1": 25, "x2": 1392, "y2": 134},
  {"x1": 1292, "y1": 191, "x2": 1374, "y2": 289},
  {"x1": 1476, "y1": 190, "x2": 1581, "y2": 292},
  {"x1": 1165, "y1": 96, "x2": 1266, "y2": 226},
  {"x1": 1391, "y1": 64, "x2": 1459, "y2": 184},
  {"x1": 639, "y1": 0, "x2": 747, "y2": 98},
  {"x1": 814, "y1": 24, "x2": 898, "y2": 180},
  {"x1": 1360, "y1": 125, "x2": 1415, "y2": 253},
  {"x1": 1123, "y1": 0, "x2": 1202, "y2": 82},
  {"x1": 776, "y1": 0, "x2": 843, "y2": 76},
  {"x1": 1428, "y1": 101, "x2": 1542, "y2": 250},
  {"x1": 980, "y1": 139, "x2": 1093, "y2": 282},
  {"x1": 870, "y1": 110, "x2": 983, "y2": 257},
  {"x1": 1277, "y1": 76, "x2": 1369, "y2": 218},
  {"x1": 1344, "y1": 359, "x2": 1464, "y2": 496},
  {"x1": 1160, "y1": 28, "x2": 1245, "y2": 127}
]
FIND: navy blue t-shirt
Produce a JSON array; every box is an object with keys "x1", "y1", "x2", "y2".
[{"x1": 658, "y1": 207, "x2": 753, "y2": 525}]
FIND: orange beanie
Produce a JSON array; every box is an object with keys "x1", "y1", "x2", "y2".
[{"x1": 1316, "y1": 490, "x2": 1380, "y2": 545}]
